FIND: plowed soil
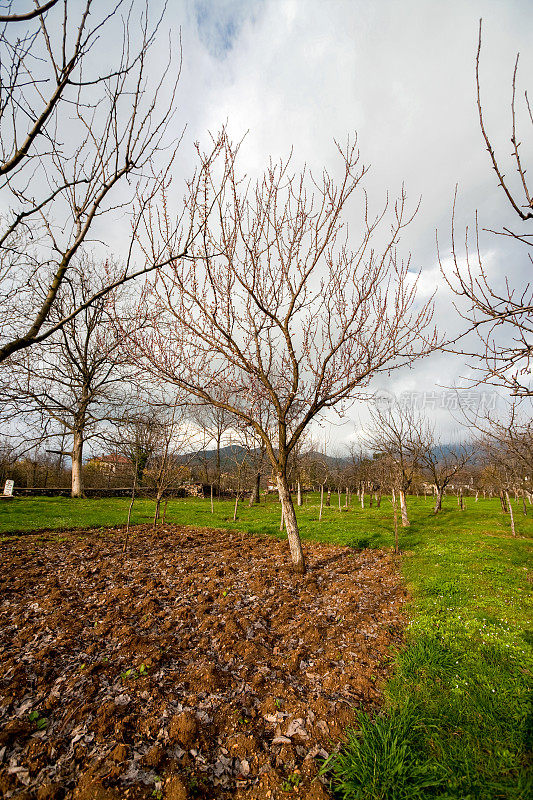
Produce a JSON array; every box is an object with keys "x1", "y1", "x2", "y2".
[{"x1": 0, "y1": 525, "x2": 407, "y2": 800}]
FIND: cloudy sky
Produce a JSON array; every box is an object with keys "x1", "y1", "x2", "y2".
[
  {"x1": 152, "y1": 0, "x2": 530, "y2": 447},
  {"x1": 76, "y1": 0, "x2": 533, "y2": 449}
]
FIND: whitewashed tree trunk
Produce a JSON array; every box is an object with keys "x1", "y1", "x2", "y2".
[
  {"x1": 297, "y1": 481, "x2": 302, "y2": 506},
  {"x1": 360, "y1": 486, "x2": 365, "y2": 509},
  {"x1": 319, "y1": 484, "x2": 324, "y2": 521},
  {"x1": 505, "y1": 490, "x2": 516, "y2": 537},
  {"x1": 434, "y1": 488, "x2": 443, "y2": 514},
  {"x1": 399, "y1": 489, "x2": 409, "y2": 526},
  {"x1": 277, "y1": 475, "x2": 306, "y2": 574},
  {"x1": 71, "y1": 428, "x2": 84, "y2": 498}
]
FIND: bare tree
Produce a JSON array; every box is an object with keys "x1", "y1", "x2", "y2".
[
  {"x1": 230, "y1": 415, "x2": 270, "y2": 506},
  {"x1": 2, "y1": 261, "x2": 132, "y2": 496},
  {"x1": 125, "y1": 133, "x2": 436, "y2": 574},
  {"x1": 476, "y1": 407, "x2": 533, "y2": 533},
  {"x1": 418, "y1": 425, "x2": 472, "y2": 514},
  {"x1": 191, "y1": 403, "x2": 235, "y2": 497},
  {"x1": 441, "y1": 20, "x2": 532, "y2": 397},
  {"x1": 365, "y1": 403, "x2": 425, "y2": 527},
  {"x1": 287, "y1": 431, "x2": 316, "y2": 508},
  {"x1": 0, "y1": 0, "x2": 188, "y2": 365},
  {"x1": 112, "y1": 407, "x2": 161, "y2": 489},
  {"x1": 143, "y1": 401, "x2": 196, "y2": 529}
]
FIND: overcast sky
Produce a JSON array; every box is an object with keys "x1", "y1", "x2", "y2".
[
  {"x1": 59, "y1": 1, "x2": 533, "y2": 450},
  {"x1": 148, "y1": 0, "x2": 529, "y2": 448}
]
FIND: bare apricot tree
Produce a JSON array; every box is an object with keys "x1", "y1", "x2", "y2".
[
  {"x1": 441, "y1": 20, "x2": 532, "y2": 397},
  {"x1": 364, "y1": 403, "x2": 426, "y2": 527},
  {"x1": 127, "y1": 133, "x2": 436, "y2": 574},
  {"x1": 2, "y1": 260, "x2": 131, "y2": 497},
  {"x1": 190, "y1": 403, "x2": 235, "y2": 497},
  {"x1": 417, "y1": 423, "x2": 472, "y2": 514},
  {"x1": 475, "y1": 405, "x2": 533, "y2": 530},
  {"x1": 142, "y1": 401, "x2": 197, "y2": 529},
  {"x1": 0, "y1": 0, "x2": 185, "y2": 365}
]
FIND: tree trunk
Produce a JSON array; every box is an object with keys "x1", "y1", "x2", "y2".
[
  {"x1": 210, "y1": 483, "x2": 214, "y2": 513},
  {"x1": 392, "y1": 490, "x2": 399, "y2": 555},
  {"x1": 399, "y1": 489, "x2": 410, "y2": 526},
  {"x1": 360, "y1": 486, "x2": 364, "y2": 509},
  {"x1": 522, "y1": 491, "x2": 527, "y2": 516},
  {"x1": 345, "y1": 487, "x2": 349, "y2": 508},
  {"x1": 326, "y1": 489, "x2": 331, "y2": 507},
  {"x1": 233, "y1": 492, "x2": 239, "y2": 522},
  {"x1": 338, "y1": 487, "x2": 341, "y2": 511},
  {"x1": 277, "y1": 474, "x2": 306, "y2": 574},
  {"x1": 319, "y1": 484, "x2": 324, "y2": 521},
  {"x1": 249, "y1": 471, "x2": 261, "y2": 506},
  {"x1": 215, "y1": 436, "x2": 221, "y2": 497},
  {"x1": 499, "y1": 491, "x2": 508, "y2": 513},
  {"x1": 434, "y1": 488, "x2": 443, "y2": 514},
  {"x1": 123, "y1": 471, "x2": 137, "y2": 554},
  {"x1": 505, "y1": 490, "x2": 516, "y2": 536},
  {"x1": 153, "y1": 490, "x2": 163, "y2": 530},
  {"x1": 297, "y1": 481, "x2": 302, "y2": 507},
  {"x1": 71, "y1": 428, "x2": 84, "y2": 498},
  {"x1": 376, "y1": 490, "x2": 382, "y2": 508}
]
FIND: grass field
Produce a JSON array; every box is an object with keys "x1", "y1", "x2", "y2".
[{"x1": 1, "y1": 492, "x2": 532, "y2": 798}]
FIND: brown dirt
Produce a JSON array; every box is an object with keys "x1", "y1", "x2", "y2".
[{"x1": 0, "y1": 525, "x2": 407, "y2": 799}]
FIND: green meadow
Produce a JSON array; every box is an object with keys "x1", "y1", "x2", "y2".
[{"x1": 1, "y1": 493, "x2": 532, "y2": 799}]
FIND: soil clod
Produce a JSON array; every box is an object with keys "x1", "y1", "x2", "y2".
[{"x1": 0, "y1": 525, "x2": 406, "y2": 799}]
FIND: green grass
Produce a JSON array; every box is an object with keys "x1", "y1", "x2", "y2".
[{"x1": 1, "y1": 492, "x2": 532, "y2": 797}]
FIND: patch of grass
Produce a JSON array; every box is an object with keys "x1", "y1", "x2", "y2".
[
  {"x1": 319, "y1": 497, "x2": 532, "y2": 800},
  {"x1": 322, "y1": 704, "x2": 447, "y2": 799},
  {"x1": 281, "y1": 772, "x2": 302, "y2": 792}
]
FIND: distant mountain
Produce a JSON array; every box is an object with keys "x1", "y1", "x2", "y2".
[
  {"x1": 181, "y1": 444, "x2": 250, "y2": 469},
  {"x1": 179, "y1": 443, "x2": 473, "y2": 472},
  {"x1": 181, "y1": 445, "x2": 350, "y2": 470}
]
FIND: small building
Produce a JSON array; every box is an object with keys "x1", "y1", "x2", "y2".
[{"x1": 87, "y1": 454, "x2": 132, "y2": 475}]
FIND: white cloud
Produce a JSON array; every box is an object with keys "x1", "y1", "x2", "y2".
[{"x1": 94, "y1": 0, "x2": 533, "y2": 444}]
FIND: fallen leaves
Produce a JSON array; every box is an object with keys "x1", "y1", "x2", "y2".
[{"x1": 0, "y1": 525, "x2": 407, "y2": 799}]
